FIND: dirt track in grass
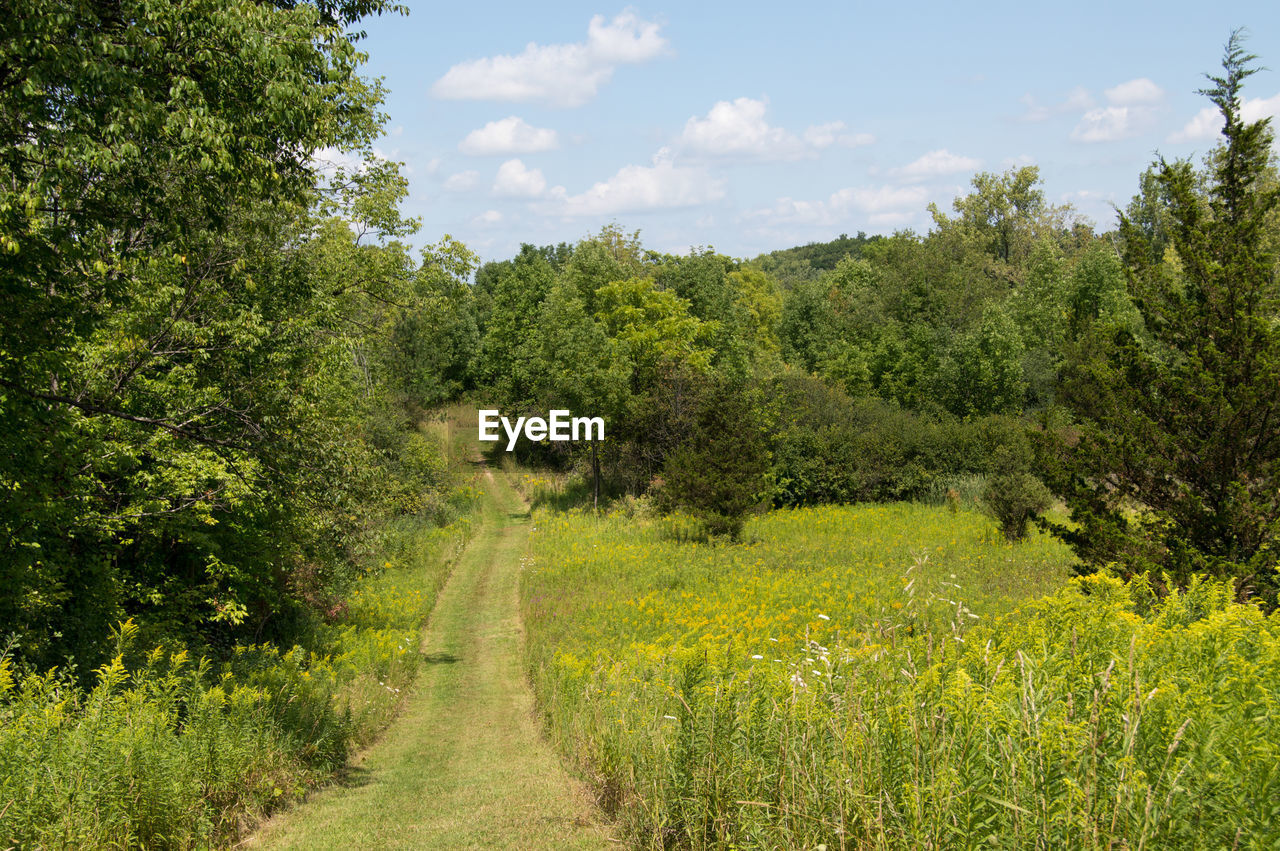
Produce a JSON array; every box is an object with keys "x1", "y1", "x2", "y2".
[{"x1": 247, "y1": 458, "x2": 613, "y2": 850}]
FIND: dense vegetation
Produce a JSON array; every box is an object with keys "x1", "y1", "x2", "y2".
[
  {"x1": 4, "y1": 0, "x2": 1279, "y2": 843},
  {"x1": 467, "y1": 38, "x2": 1279, "y2": 602},
  {"x1": 2, "y1": 1, "x2": 478, "y2": 844},
  {"x1": 521, "y1": 502, "x2": 1280, "y2": 848}
]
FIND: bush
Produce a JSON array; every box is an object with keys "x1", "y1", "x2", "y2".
[
  {"x1": 658, "y1": 380, "x2": 770, "y2": 540},
  {"x1": 0, "y1": 509, "x2": 472, "y2": 847},
  {"x1": 766, "y1": 374, "x2": 1031, "y2": 507},
  {"x1": 984, "y1": 470, "x2": 1053, "y2": 540}
]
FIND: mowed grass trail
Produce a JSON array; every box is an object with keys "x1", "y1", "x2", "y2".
[{"x1": 249, "y1": 460, "x2": 612, "y2": 850}]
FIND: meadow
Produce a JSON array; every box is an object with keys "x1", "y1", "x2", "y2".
[{"x1": 520, "y1": 498, "x2": 1280, "y2": 849}]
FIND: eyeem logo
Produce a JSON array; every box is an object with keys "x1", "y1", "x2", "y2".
[{"x1": 478, "y1": 409, "x2": 604, "y2": 451}]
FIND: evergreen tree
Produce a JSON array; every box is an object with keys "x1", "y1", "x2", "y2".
[
  {"x1": 1040, "y1": 33, "x2": 1280, "y2": 602},
  {"x1": 659, "y1": 379, "x2": 770, "y2": 540}
]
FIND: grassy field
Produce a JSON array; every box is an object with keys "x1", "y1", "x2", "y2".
[{"x1": 521, "y1": 500, "x2": 1280, "y2": 849}]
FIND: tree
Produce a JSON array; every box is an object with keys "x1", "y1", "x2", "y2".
[
  {"x1": 1040, "y1": 33, "x2": 1280, "y2": 602},
  {"x1": 659, "y1": 379, "x2": 770, "y2": 540},
  {"x1": 473, "y1": 245, "x2": 555, "y2": 407},
  {"x1": 937, "y1": 304, "x2": 1026, "y2": 417},
  {"x1": 0, "y1": 0, "x2": 413, "y2": 667},
  {"x1": 529, "y1": 281, "x2": 631, "y2": 509}
]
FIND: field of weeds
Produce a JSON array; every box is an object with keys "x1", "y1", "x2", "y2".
[{"x1": 522, "y1": 503, "x2": 1280, "y2": 849}]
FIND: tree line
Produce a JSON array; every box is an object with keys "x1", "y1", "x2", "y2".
[{"x1": 456, "y1": 36, "x2": 1279, "y2": 602}]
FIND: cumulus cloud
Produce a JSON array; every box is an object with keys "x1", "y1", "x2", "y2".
[
  {"x1": 1105, "y1": 77, "x2": 1164, "y2": 106},
  {"x1": 473, "y1": 210, "x2": 503, "y2": 225},
  {"x1": 745, "y1": 184, "x2": 928, "y2": 228},
  {"x1": 548, "y1": 148, "x2": 724, "y2": 216},
  {"x1": 679, "y1": 98, "x2": 871, "y2": 160},
  {"x1": 443, "y1": 170, "x2": 479, "y2": 192},
  {"x1": 803, "y1": 121, "x2": 875, "y2": 149},
  {"x1": 892, "y1": 149, "x2": 981, "y2": 181},
  {"x1": 831, "y1": 185, "x2": 931, "y2": 212},
  {"x1": 492, "y1": 159, "x2": 548, "y2": 197},
  {"x1": 1071, "y1": 106, "x2": 1136, "y2": 142},
  {"x1": 1169, "y1": 92, "x2": 1280, "y2": 143},
  {"x1": 460, "y1": 117, "x2": 559, "y2": 155},
  {"x1": 1020, "y1": 86, "x2": 1095, "y2": 122},
  {"x1": 1070, "y1": 78, "x2": 1165, "y2": 142},
  {"x1": 431, "y1": 11, "x2": 667, "y2": 107}
]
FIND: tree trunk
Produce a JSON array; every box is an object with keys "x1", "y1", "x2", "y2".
[{"x1": 592, "y1": 440, "x2": 600, "y2": 514}]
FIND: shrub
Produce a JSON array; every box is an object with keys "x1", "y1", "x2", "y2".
[
  {"x1": 658, "y1": 380, "x2": 770, "y2": 540},
  {"x1": 983, "y1": 441, "x2": 1052, "y2": 540},
  {"x1": 984, "y1": 469, "x2": 1053, "y2": 540}
]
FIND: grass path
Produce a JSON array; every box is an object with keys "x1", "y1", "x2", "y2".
[{"x1": 248, "y1": 459, "x2": 612, "y2": 850}]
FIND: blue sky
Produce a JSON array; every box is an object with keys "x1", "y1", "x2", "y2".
[{"x1": 345, "y1": 1, "x2": 1280, "y2": 262}]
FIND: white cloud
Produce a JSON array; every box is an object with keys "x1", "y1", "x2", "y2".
[
  {"x1": 831, "y1": 185, "x2": 930, "y2": 212},
  {"x1": 311, "y1": 146, "x2": 365, "y2": 176},
  {"x1": 549, "y1": 148, "x2": 724, "y2": 216},
  {"x1": 311, "y1": 146, "x2": 391, "y2": 178},
  {"x1": 746, "y1": 184, "x2": 928, "y2": 227},
  {"x1": 803, "y1": 121, "x2": 875, "y2": 149},
  {"x1": 443, "y1": 170, "x2": 479, "y2": 192},
  {"x1": 1169, "y1": 106, "x2": 1220, "y2": 143},
  {"x1": 459, "y1": 116, "x2": 559, "y2": 155},
  {"x1": 431, "y1": 11, "x2": 667, "y2": 107},
  {"x1": 1243, "y1": 94, "x2": 1280, "y2": 125},
  {"x1": 1071, "y1": 106, "x2": 1135, "y2": 142},
  {"x1": 473, "y1": 210, "x2": 503, "y2": 225},
  {"x1": 892, "y1": 149, "x2": 981, "y2": 180},
  {"x1": 492, "y1": 159, "x2": 547, "y2": 197},
  {"x1": 1001, "y1": 154, "x2": 1037, "y2": 169},
  {"x1": 867, "y1": 211, "x2": 916, "y2": 227},
  {"x1": 1106, "y1": 77, "x2": 1164, "y2": 106},
  {"x1": 1169, "y1": 92, "x2": 1280, "y2": 143},
  {"x1": 678, "y1": 98, "x2": 871, "y2": 160},
  {"x1": 1068, "y1": 78, "x2": 1164, "y2": 143},
  {"x1": 680, "y1": 97, "x2": 806, "y2": 159},
  {"x1": 750, "y1": 197, "x2": 830, "y2": 226},
  {"x1": 1020, "y1": 86, "x2": 1094, "y2": 122}
]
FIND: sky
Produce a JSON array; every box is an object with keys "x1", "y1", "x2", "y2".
[{"x1": 342, "y1": 1, "x2": 1280, "y2": 264}]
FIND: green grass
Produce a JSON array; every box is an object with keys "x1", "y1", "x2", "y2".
[
  {"x1": 521, "y1": 501, "x2": 1280, "y2": 849},
  {"x1": 524, "y1": 502, "x2": 1074, "y2": 669},
  {"x1": 0, "y1": 514, "x2": 472, "y2": 849},
  {"x1": 250, "y1": 463, "x2": 610, "y2": 849}
]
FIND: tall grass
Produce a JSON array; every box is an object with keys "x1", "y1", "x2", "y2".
[
  {"x1": 0, "y1": 435, "x2": 479, "y2": 847},
  {"x1": 522, "y1": 503, "x2": 1280, "y2": 848}
]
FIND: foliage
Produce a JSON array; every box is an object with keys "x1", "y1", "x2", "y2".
[
  {"x1": 767, "y1": 373, "x2": 1030, "y2": 507},
  {"x1": 936, "y1": 303, "x2": 1027, "y2": 417},
  {"x1": 523, "y1": 506, "x2": 1279, "y2": 849},
  {"x1": 0, "y1": 501, "x2": 473, "y2": 848},
  {"x1": 0, "y1": 0, "x2": 470, "y2": 675},
  {"x1": 1041, "y1": 35, "x2": 1280, "y2": 603},
  {"x1": 750, "y1": 231, "x2": 882, "y2": 288},
  {"x1": 657, "y1": 379, "x2": 770, "y2": 539},
  {"x1": 983, "y1": 465, "x2": 1053, "y2": 542}
]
